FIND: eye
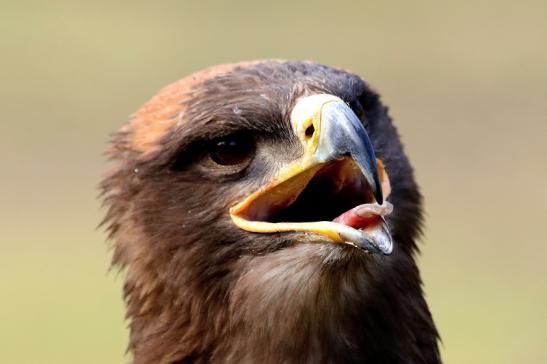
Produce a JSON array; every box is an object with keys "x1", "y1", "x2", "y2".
[
  {"x1": 350, "y1": 99, "x2": 368, "y2": 127},
  {"x1": 209, "y1": 132, "x2": 255, "y2": 166}
]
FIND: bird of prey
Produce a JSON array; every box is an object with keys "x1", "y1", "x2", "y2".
[{"x1": 101, "y1": 60, "x2": 441, "y2": 364}]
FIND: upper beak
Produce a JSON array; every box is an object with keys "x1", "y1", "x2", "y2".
[
  {"x1": 307, "y1": 97, "x2": 383, "y2": 204},
  {"x1": 230, "y1": 94, "x2": 393, "y2": 254}
]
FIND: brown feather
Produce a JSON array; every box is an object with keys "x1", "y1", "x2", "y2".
[{"x1": 101, "y1": 60, "x2": 441, "y2": 363}]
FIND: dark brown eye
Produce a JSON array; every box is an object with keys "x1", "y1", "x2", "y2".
[
  {"x1": 350, "y1": 99, "x2": 368, "y2": 127},
  {"x1": 209, "y1": 133, "x2": 255, "y2": 166}
]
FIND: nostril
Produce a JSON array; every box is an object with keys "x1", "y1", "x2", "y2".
[{"x1": 305, "y1": 124, "x2": 315, "y2": 138}]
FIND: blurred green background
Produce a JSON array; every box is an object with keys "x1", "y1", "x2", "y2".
[{"x1": 2, "y1": 1, "x2": 546, "y2": 363}]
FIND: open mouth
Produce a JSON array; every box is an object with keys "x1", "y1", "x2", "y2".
[
  {"x1": 230, "y1": 158, "x2": 393, "y2": 254},
  {"x1": 230, "y1": 93, "x2": 394, "y2": 255},
  {"x1": 270, "y1": 160, "x2": 374, "y2": 223}
]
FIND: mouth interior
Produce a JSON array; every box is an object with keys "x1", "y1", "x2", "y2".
[{"x1": 237, "y1": 159, "x2": 375, "y2": 224}]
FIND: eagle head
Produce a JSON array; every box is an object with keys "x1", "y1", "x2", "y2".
[{"x1": 101, "y1": 60, "x2": 441, "y2": 363}]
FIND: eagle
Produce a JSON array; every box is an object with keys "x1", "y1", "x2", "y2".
[{"x1": 101, "y1": 60, "x2": 442, "y2": 364}]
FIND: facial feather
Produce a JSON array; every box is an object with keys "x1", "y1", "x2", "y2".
[{"x1": 100, "y1": 60, "x2": 441, "y2": 364}]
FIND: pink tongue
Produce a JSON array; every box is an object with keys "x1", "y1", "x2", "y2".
[{"x1": 333, "y1": 202, "x2": 393, "y2": 229}]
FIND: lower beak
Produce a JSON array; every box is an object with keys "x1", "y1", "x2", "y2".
[{"x1": 230, "y1": 94, "x2": 393, "y2": 255}]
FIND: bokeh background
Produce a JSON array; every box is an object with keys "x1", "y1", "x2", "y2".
[{"x1": 2, "y1": 1, "x2": 546, "y2": 363}]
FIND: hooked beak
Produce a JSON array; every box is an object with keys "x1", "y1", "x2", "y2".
[{"x1": 230, "y1": 94, "x2": 393, "y2": 254}]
